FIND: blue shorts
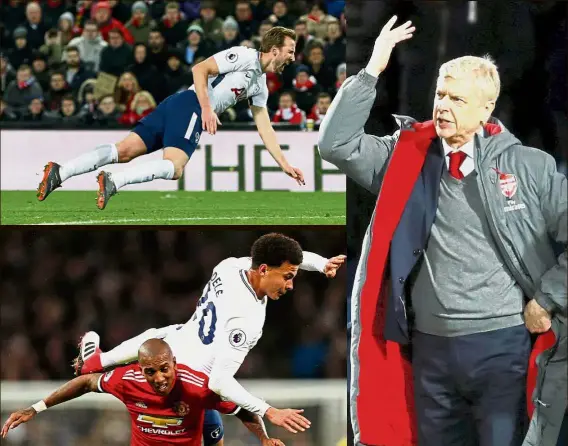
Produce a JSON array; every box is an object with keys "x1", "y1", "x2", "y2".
[
  {"x1": 203, "y1": 409, "x2": 224, "y2": 445},
  {"x1": 132, "y1": 89, "x2": 203, "y2": 157}
]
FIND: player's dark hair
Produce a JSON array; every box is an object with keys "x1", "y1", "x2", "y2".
[
  {"x1": 251, "y1": 233, "x2": 303, "y2": 268},
  {"x1": 260, "y1": 26, "x2": 296, "y2": 53}
]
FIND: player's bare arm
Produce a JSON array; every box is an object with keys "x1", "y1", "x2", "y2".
[
  {"x1": 251, "y1": 104, "x2": 305, "y2": 185},
  {"x1": 235, "y1": 409, "x2": 285, "y2": 446},
  {"x1": 1, "y1": 374, "x2": 101, "y2": 438},
  {"x1": 192, "y1": 57, "x2": 222, "y2": 135}
]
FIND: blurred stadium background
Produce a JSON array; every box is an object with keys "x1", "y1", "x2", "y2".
[{"x1": 0, "y1": 229, "x2": 347, "y2": 445}]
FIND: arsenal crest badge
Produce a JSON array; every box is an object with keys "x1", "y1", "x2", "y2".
[
  {"x1": 174, "y1": 401, "x2": 191, "y2": 417},
  {"x1": 498, "y1": 173, "x2": 517, "y2": 198}
]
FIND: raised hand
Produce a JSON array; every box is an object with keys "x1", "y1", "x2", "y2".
[
  {"x1": 265, "y1": 407, "x2": 311, "y2": 434},
  {"x1": 324, "y1": 255, "x2": 347, "y2": 278},
  {"x1": 366, "y1": 15, "x2": 416, "y2": 77},
  {"x1": 1, "y1": 408, "x2": 37, "y2": 438}
]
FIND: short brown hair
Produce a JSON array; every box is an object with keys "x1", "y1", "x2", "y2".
[{"x1": 260, "y1": 26, "x2": 296, "y2": 53}]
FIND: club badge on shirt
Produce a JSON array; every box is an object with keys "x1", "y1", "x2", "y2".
[
  {"x1": 226, "y1": 51, "x2": 238, "y2": 63},
  {"x1": 229, "y1": 329, "x2": 246, "y2": 348},
  {"x1": 494, "y1": 169, "x2": 526, "y2": 213},
  {"x1": 174, "y1": 400, "x2": 191, "y2": 417}
]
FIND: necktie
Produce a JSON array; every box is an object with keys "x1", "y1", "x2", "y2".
[{"x1": 448, "y1": 150, "x2": 467, "y2": 179}]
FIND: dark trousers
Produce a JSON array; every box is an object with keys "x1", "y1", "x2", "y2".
[{"x1": 412, "y1": 325, "x2": 531, "y2": 446}]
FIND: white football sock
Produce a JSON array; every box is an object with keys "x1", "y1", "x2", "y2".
[
  {"x1": 111, "y1": 159, "x2": 175, "y2": 190},
  {"x1": 100, "y1": 325, "x2": 182, "y2": 368},
  {"x1": 59, "y1": 144, "x2": 118, "y2": 183}
]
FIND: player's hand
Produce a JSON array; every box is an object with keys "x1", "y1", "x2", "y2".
[
  {"x1": 324, "y1": 254, "x2": 346, "y2": 278},
  {"x1": 524, "y1": 299, "x2": 552, "y2": 333},
  {"x1": 1, "y1": 408, "x2": 37, "y2": 438},
  {"x1": 202, "y1": 107, "x2": 222, "y2": 135},
  {"x1": 282, "y1": 165, "x2": 305, "y2": 186},
  {"x1": 262, "y1": 438, "x2": 286, "y2": 446},
  {"x1": 367, "y1": 16, "x2": 415, "y2": 76},
  {"x1": 265, "y1": 407, "x2": 311, "y2": 434}
]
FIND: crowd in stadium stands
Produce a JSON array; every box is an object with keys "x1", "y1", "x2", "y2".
[
  {"x1": 0, "y1": 0, "x2": 346, "y2": 126},
  {"x1": 0, "y1": 230, "x2": 347, "y2": 381}
]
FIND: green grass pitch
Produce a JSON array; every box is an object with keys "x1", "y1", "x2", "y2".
[{"x1": 1, "y1": 191, "x2": 345, "y2": 225}]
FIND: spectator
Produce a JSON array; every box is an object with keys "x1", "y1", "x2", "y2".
[
  {"x1": 300, "y1": 0, "x2": 337, "y2": 40},
  {"x1": 158, "y1": 2, "x2": 189, "y2": 47},
  {"x1": 1, "y1": 0, "x2": 26, "y2": 35},
  {"x1": 235, "y1": 0, "x2": 259, "y2": 40},
  {"x1": 239, "y1": 39, "x2": 256, "y2": 50},
  {"x1": 71, "y1": 0, "x2": 94, "y2": 35},
  {"x1": 63, "y1": 46, "x2": 96, "y2": 95},
  {"x1": 48, "y1": 94, "x2": 86, "y2": 124},
  {"x1": 179, "y1": 0, "x2": 201, "y2": 22},
  {"x1": 38, "y1": 28, "x2": 63, "y2": 68},
  {"x1": 1, "y1": 54, "x2": 16, "y2": 94},
  {"x1": 147, "y1": 29, "x2": 169, "y2": 72},
  {"x1": 190, "y1": 0, "x2": 224, "y2": 44},
  {"x1": 43, "y1": 71, "x2": 69, "y2": 112},
  {"x1": 268, "y1": 1, "x2": 296, "y2": 28},
  {"x1": 30, "y1": 51, "x2": 50, "y2": 92},
  {"x1": 324, "y1": 20, "x2": 345, "y2": 71},
  {"x1": 127, "y1": 43, "x2": 167, "y2": 104},
  {"x1": 92, "y1": 0, "x2": 134, "y2": 45},
  {"x1": 0, "y1": 96, "x2": 18, "y2": 121},
  {"x1": 125, "y1": 1, "x2": 154, "y2": 45},
  {"x1": 99, "y1": 28, "x2": 133, "y2": 77},
  {"x1": 253, "y1": 19, "x2": 273, "y2": 48},
  {"x1": 265, "y1": 71, "x2": 283, "y2": 111},
  {"x1": 3, "y1": 64, "x2": 43, "y2": 114},
  {"x1": 20, "y1": 97, "x2": 54, "y2": 122},
  {"x1": 249, "y1": 0, "x2": 271, "y2": 22},
  {"x1": 57, "y1": 12, "x2": 75, "y2": 47},
  {"x1": 293, "y1": 19, "x2": 314, "y2": 65},
  {"x1": 305, "y1": 42, "x2": 335, "y2": 90},
  {"x1": 118, "y1": 90, "x2": 156, "y2": 125},
  {"x1": 65, "y1": 20, "x2": 108, "y2": 72},
  {"x1": 108, "y1": 0, "x2": 132, "y2": 25},
  {"x1": 217, "y1": 16, "x2": 241, "y2": 51},
  {"x1": 164, "y1": 49, "x2": 193, "y2": 95},
  {"x1": 93, "y1": 93, "x2": 121, "y2": 125},
  {"x1": 41, "y1": 0, "x2": 68, "y2": 29},
  {"x1": 114, "y1": 71, "x2": 140, "y2": 112},
  {"x1": 308, "y1": 91, "x2": 331, "y2": 124},
  {"x1": 272, "y1": 91, "x2": 305, "y2": 125},
  {"x1": 334, "y1": 61, "x2": 345, "y2": 93},
  {"x1": 8, "y1": 27, "x2": 33, "y2": 70},
  {"x1": 23, "y1": 1, "x2": 48, "y2": 50},
  {"x1": 292, "y1": 64, "x2": 320, "y2": 113},
  {"x1": 179, "y1": 25, "x2": 214, "y2": 66},
  {"x1": 77, "y1": 79, "x2": 97, "y2": 115}
]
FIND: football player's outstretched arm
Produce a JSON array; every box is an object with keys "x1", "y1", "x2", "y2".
[
  {"x1": 235, "y1": 410, "x2": 285, "y2": 446},
  {"x1": 250, "y1": 104, "x2": 305, "y2": 186},
  {"x1": 1, "y1": 374, "x2": 101, "y2": 438},
  {"x1": 192, "y1": 57, "x2": 222, "y2": 135}
]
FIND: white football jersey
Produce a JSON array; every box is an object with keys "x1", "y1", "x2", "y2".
[
  {"x1": 167, "y1": 257, "x2": 266, "y2": 375},
  {"x1": 189, "y1": 46, "x2": 269, "y2": 114}
]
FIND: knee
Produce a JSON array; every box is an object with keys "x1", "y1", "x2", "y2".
[
  {"x1": 171, "y1": 163, "x2": 184, "y2": 180},
  {"x1": 116, "y1": 143, "x2": 137, "y2": 163}
]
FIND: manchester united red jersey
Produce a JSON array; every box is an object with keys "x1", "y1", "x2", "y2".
[{"x1": 97, "y1": 364, "x2": 239, "y2": 446}]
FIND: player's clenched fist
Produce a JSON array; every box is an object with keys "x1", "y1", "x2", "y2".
[
  {"x1": 366, "y1": 15, "x2": 416, "y2": 77},
  {"x1": 265, "y1": 407, "x2": 311, "y2": 434},
  {"x1": 1, "y1": 408, "x2": 36, "y2": 438},
  {"x1": 324, "y1": 254, "x2": 347, "y2": 278},
  {"x1": 202, "y1": 106, "x2": 222, "y2": 135}
]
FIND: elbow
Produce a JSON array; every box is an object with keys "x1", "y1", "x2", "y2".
[
  {"x1": 207, "y1": 374, "x2": 223, "y2": 395},
  {"x1": 317, "y1": 129, "x2": 335, "y2": 161}
]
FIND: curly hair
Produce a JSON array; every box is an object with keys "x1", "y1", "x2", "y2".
[{"x1": 251, "y1": 233, "x2": 303, "y2": 268}]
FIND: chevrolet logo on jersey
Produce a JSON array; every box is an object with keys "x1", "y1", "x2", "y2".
[{"x1": 137, "y1": 414, "x2": 183, "y2": 428}]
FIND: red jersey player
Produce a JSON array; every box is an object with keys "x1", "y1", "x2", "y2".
[{"x1": 1, "y1": 339, "x2": 284, "y2": 446}]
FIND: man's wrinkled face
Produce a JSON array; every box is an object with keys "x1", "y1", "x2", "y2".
[
  {"x1": 259, "y1": 261, "x2": 299, "y2": 300},
  {"x1": 26, "y1": 5, "x2": 41, "y2": 24},
  {"x1": 95, "y1": 8, "x2": 110, "y2": 24},
  {"x1": 317, "y1": 96, "x2": 331, "y2": 113},
  {"x1": 433, "y1": 75, "x2": 494, "y2": 146},
  {"x1": 140, "y1": 354, "x2": 176, "y2": 396}
]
